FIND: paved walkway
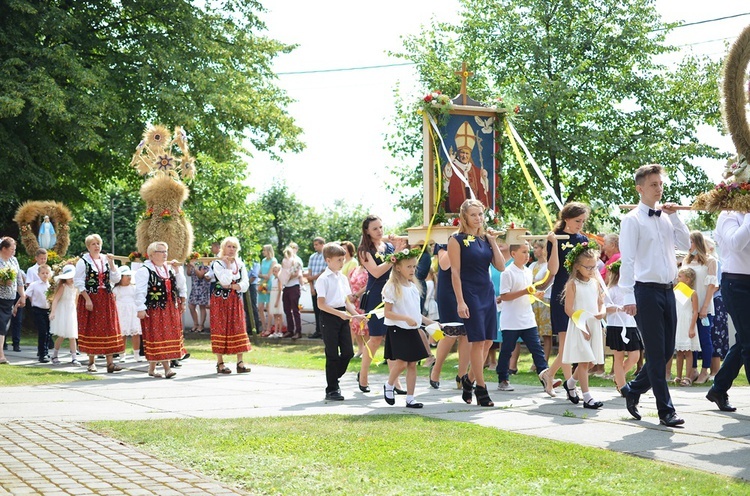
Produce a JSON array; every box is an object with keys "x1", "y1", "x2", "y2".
[{"x1": 2, "y1": 346, "x2": 750, "y2": 494}]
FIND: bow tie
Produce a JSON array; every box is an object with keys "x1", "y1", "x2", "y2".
[{"x1": 648, "y1": 208, "x2": 662, "y2": 217}]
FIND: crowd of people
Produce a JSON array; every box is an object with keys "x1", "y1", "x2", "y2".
[{"x1": 2, "y1": 163, "x2": 750, "y2": 424}]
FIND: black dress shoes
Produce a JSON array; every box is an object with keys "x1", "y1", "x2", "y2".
[
  {"x1": 659, "y1": 412, "x2": 685, "y2": 427},
  {"x1": 406, "y1": 401, "x2": 423, "y2": 409},
  {"x1": 622, "y1": 385, "x2": 641, "y2": 420},
  {"x1": 325, "y1": 390, "x2": 345, "y2": 401},
  {"x1": 706, "y1": 388, "x2": 737, "y2": 412},
  {"x1": 383, "y1": 385, "x2": 395, "y2": 405},
  {"x1": 393, "y1": 387, "x2": 407, "y2": 395}
]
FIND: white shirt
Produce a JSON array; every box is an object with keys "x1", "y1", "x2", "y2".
[
  {"x1": 605, "y1": 285, "x2": 637, "y2": 328},
  {"x1": 715, "y1": 211, "x2": 750, "y2": 275},
  {"x1": 134, "y1": 261, "x2": 187, "y2": 312},
  {"x1": 209, "y1": 258, "x2": 249, "y2": 293},
  {"x1": 499, "y1": 263, "x2": 537, "y2": 330},
  {"x1": 382, "y1": 281, "x2": 422, "y2": 329},
  {"x1": 26, "y1": 280, "x2": 50, "y2": 309},
  {"x1": 314, "y1": 267, "x2": 351, "y2": 308},
  {"x1": 618, "y1": 202, "x2": 690, "y2": 305},
  {"x1": 26, "y1": 263, "x2": 40, "y2": 285},
  {"x1": 74, "y1": 253, "x2": 121, "y2": 293}
]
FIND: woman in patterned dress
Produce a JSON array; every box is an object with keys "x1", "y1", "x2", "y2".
[
  {"x1": 209, "y1": 236, "x2": 252, "y2": 375},
  {"x1": 186, "y1": 261, "x2": 210, "y2": 332},
  {"x1": 0, "y1": 237, "x2": 25, "y2": 363},
  {"x1": 135, "y1": 241, "x2": 187, "y2": 378},
  {"x1": 74, "y1": 234, "x2": 124, "y2": 373}
]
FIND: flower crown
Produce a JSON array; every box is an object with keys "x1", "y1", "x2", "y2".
[
  {"x1": 607, "y1": 260, "x2": 621, "y2": 274},
  {"x1": 564, "y1": 242, "x2": 596, "y2": 273},
  {"x1": 388, "y1": 248, "x2": 422, "y2": 264}
]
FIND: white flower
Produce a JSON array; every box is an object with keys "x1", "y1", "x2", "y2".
[{"x1": 401, "y1": 249, "x2": 410, "y2": 255}]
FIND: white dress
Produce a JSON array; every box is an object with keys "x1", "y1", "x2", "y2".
[
  {"x1": 684, "y1": 258, "x2": 718, "y2": 315},
  {"x1": 674, "y1": 289, "x2": 701, "y2": 352},
  {"x1": 50, "y1": 284, "x2": 78, "y2": 339},
  {"x1": 424, "y1": 280, "x2": 439, "y2": 320},
  {"x1": 113, "y1": 284, "x2": 142, "y2": 336},
  {"x1": 562, "y1": 278, "x2": 604, "y2": 365},
  {"x1": 268, "y1": 275, "x2": 282, "y2": 316}
]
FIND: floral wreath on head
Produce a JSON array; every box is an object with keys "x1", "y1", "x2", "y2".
[
  {"x1": 607, "y1": 260, "x2": 621, "y2": 274},
  {"x1": 388, "y1": 248, "x2": 422, "y2": 264},
  {"x1": 564, "y1": 242, "x2": 596, "y2": 273}
]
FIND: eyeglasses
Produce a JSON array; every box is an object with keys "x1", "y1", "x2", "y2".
[
  {"x1": 581, "y1": 265, "x2": 597, "y2": 271},
  {"x1": 153, "y1": 250, "x2": 167, "y2": 254}
]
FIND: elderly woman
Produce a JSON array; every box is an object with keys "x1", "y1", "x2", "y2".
[
  {"x1": 0, "y1": 237, "x2": 25, "y2": 363},
  {"x1": 209, "y1": 236, "x2": 252, "y2": 374},
  {"x1": 74, "y1": 234, "x2": 124, "y2": 373},
  {"x1": 600, "y1": 234, "x2": 620, "y2": 278},
  {"x1": 135, "y1": 241, "x2": 187, "y2": 379}
]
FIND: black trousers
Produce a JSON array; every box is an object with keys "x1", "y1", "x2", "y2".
[
  {"x1": 31, "y1": 307, "x2": 51, "y2": 358},
  {"x1": 629, "y1": 283, "x2": 676, "y2": 418},
  {"x1": 320, "y1": 309, "x2": 354, "y2": 393}
]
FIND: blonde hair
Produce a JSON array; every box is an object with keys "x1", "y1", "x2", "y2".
[
  {"x1": 684, "y1": 231, "x2": 708, "y2": 266},
  {"x1": 457, "y1": 199, "x2": 486, "y2": 236},
  {"x1": 263, "y1": 244, "x2": 275, "y2": 260},
  {"x1": 85, "y1": 234, "x2": 103, "y2": 248},
  {"x1": 146, "y1": 241, "x2": 168, "y2": 256},
  {"x1": 219, "y1": 236, "x2": 241, "y2": 256},
  {"x1": 383, "y1": 257, "x2": 422, "y2": 303},
  {"x1": 678, "y1": 266, "x2": 697, "y2": 288}
]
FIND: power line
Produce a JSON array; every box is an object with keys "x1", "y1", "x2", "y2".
[{"x1": 659, "y1": 11, "x2": 750, "y2": 31}]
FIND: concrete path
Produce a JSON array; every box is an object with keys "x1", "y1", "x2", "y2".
[{"x1": 2, "y1": 347, "x2": 750, "y2": 494}]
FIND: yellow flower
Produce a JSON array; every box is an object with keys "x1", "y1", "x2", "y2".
[{"x1": 463, "y1": 235, "x2": 476, "y2": 247}]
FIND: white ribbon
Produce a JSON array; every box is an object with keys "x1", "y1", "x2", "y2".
[
  {"x1": 506, "y1": 120, "x2": 564, "y2": 210},
  {"x1": 620, "y1": 326, "x2": 630, "y2": 344},
  {"x1": 426, "y1": 113, "x2": 476, "y2": 200}
]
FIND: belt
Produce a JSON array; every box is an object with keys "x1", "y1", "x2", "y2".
[
  {"x1": 722, "y1": 272, "x2": 750, "y2": 282},
  {"x1": 635, "y1": 281, "x2": 673, "y2": 290}
]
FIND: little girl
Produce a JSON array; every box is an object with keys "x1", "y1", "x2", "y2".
[
  {"x1": 561, "y1": 244, "x2": 605, "y2": 409},
  {"x1": 382, "y1": 248, "x2": 433, "y2": 408},
  {"x1": 49, "y1": 265, "x2": 79, "y2": 366},
  {"x1": 674, "y1": 266, "x2": 700, "y2": 386},
  {"x1": 604, "y1": 261, "x2": 644, "y2": 395},
  {"x1": 268, "y1": 264, "x2": 284, "y2": 338},
  {"x1": 113, "y1": 266, "x2": 142, "y2": 362}
]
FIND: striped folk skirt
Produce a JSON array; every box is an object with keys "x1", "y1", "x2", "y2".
[
  {"x1": 77, "y1": 291, "x2": 124, "y2": 355},
  {"x1": 141, "y1": 301, "x2": 185, "y2": 362},
  {"x1": 210, "y1": 292, "x2": 251, "y2": 355}
]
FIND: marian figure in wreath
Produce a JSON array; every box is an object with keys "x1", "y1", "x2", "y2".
[
  {"x1": 443, "y1": 121, "x2": 490, "y2": 213},
  {"x1": 37, "y1": 215, "x2": 57, "y2": 250}
]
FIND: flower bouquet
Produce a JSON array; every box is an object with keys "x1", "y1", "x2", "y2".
[{"x1": 0, "y1": 267, "x2": 17, "y2": 286}]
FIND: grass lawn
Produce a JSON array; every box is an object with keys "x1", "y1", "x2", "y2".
[
  {"x1": 0, "y1": 365, "x2": 95, "y2": 387},
  {"x1": 88, "y1": 414, "x2": 749, "y2": 495}
]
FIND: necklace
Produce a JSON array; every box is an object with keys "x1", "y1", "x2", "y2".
[
  {"x1": 154, "y1": 264, "x2": 172, "y2": 295},
  {"x1": 92, "y1": 256, "x2": 106, "y2": 288}
]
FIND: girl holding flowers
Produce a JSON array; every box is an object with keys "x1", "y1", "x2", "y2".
[{"x1": 0, "y1": 237, "x2": 24, "y2": 364}]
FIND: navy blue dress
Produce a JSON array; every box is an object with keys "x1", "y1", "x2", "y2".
[
  {"x1": 547, "y1": 232, "x2": 589, "y2": 334},
  {"x1": 362, "y1": 242, "x2": 394, "y2": 337},
  {"x1": 433, "y1": 244, "x2": 465, "y2": 336},
  {"x1": 453, "y1": 233, "x2": 497, "y2": 342}
]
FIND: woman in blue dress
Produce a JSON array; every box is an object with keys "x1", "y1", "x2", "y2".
[
  {"x1": 546, "y1": 202, "x2": 590, "y2": 403},
  {"x1": 448, "y1": 199, "x2": 507, "y2": 407},
  {"x1": 357, "y1": 215, "x2": 406, "y2": 392},
  {"x1": 428, "y1": 243, "x2": 470, "y2": 389}
]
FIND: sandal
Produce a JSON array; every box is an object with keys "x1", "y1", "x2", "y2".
[
  {"x1": 461, "y1": 374, "x2": 473, "y2": 404},
  {"x1": 165, "y1": 370, "x2": 177, "y2": 379},
  {"x1": 236, "y1": 361, "x2": 251, "y2": 374},
  {"x1": 216, "y1": 362, "x2": 232, "y2": 375},
  {"x1": 475, "y1": 385, "x2": 494, "y2": 407},
  {"x1": 87, "y1": 364, "x2": 97, "y2": 373},
  {"x1": 680, "y1": 378, "x2": 693, "y2": 387},
  {"x1": 149, "y1": 371, "x2": 163, "y2": 378},
  {"x1": 107, "y1": 363, "x2": 123, "y2": 373},
  {"x1": 673, "y1": 377, "x2": 683, "y2": 385}
]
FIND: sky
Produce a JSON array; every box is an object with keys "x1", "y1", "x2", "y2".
[{"x1": 246, "y1": 1, "x2": 750, "y2": 228}]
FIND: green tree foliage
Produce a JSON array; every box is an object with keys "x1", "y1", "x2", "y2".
[
  {"x1": 259, "y1": 181, "x2": 321, "y2": 261},
  {"x1": 316, "y1": 200, "x2": 370, "y2": 247},
  {"x1": 0, "y1": 0, "x2": 303, "y2": 232},
  {"x1": 184, "y1": 154, "x2": 267, "y2": 258},
  {"x1": 386, "y1": 0, "x2": 724, "y2": 229}
]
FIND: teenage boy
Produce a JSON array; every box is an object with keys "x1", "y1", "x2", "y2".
[
  {"x1": 315, "y1": 242, "x2": 364, "y2": 401},
  {"x1": 497, "y1": 242, "x2": 555, "y2": 396},
  {"x1": 26, "y1": 248, "x2": 48, "y2": 284},
  {"x1": 24, "y1": 264, "x2": 52, "y2": 362},
  {"x1": 619, "y1": 164, "x2": 690, "y2": 427}
]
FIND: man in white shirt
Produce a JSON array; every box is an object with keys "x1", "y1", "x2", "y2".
[
  {"x1": 619, "y1": 164, "x2": 690, "y2": 427},
  {"x1": 705, "y1": 211, "x2": 750, "y2": 412}
]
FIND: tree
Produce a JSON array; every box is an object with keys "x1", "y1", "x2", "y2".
[
  {"x1": 386, "y1": 0, "x2": 724, "y2": 228},
  {"x1": 316, "y1": 200, "x2": 370, "y2": 247},
  {"x1": 259, "y1": 181, "x2": 321, "y2": 261},
  {"x1": 184, "y1": 154, "x2": 267, "y2": 257},
  {"x1": 0, "y1": 0, "x2": 303, "y2": 232}
]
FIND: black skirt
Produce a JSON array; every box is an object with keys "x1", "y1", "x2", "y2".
[
  {"x1": 384, "y1": 325, "x2": 430, "y2": 362},
  {"x1": 606, "y1": 325, "x2": 644, "y2": 352}
]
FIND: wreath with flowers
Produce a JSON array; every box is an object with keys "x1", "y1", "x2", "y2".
[
  {"x1": 388, "y1": 248, "x2": 422, "y2": 264},
  {"x1": 607, "y1": 260, "x2": 621, "y2": 274},
  {"x1": 564, "y1": 242, "x2": 596, "y2": 273}
]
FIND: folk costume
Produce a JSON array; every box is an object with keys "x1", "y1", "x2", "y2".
[
  {"x1": 74, "y1": 254, "x2": 124, "y2": 355},
  {"x1": 134, "y1": 260, "x2": 186, "y2": 362},
  {"x1": 209, "y1": 258, "x2": 252, "y2": 355}
]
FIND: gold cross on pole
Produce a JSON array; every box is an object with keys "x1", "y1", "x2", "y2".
[{"x1": 454, "y1": 62, "x2": 473, "y2": 105}]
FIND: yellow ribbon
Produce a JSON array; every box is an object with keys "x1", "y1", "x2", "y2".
[{"x1": 504, "y1": 119, "x2": 555, "y2": 229}]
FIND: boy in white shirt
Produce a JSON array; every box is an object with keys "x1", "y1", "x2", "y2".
[
  {"x1": 25, "y1": 264, "x2": 52, "y2": 362},
  {"x1": 497, "y1": 243, "x2": 555, "y2": 396},
  {"x1": 315, "y1": 243, "x2": 364, "y2": 401},
  {"x1": 25, "y1": 248, "x2": 48, "y2": 285}
]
